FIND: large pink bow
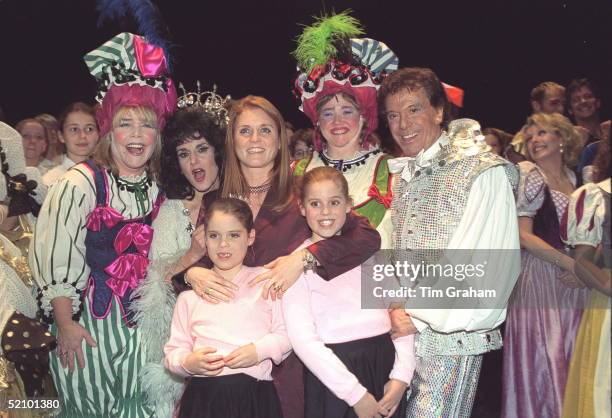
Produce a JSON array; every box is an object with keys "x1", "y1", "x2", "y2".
[
  {"x1": 114, "y1": 223, "x2": 153, "y2": 256},
  {"x1": 133, "y1": 35, "x2": 167, "y2": 77},
  {"x1": 104, "y1": 253, "x2": 149, "y2": 297},
  {"x1": 86, "y1": 206, "x2": 124, "y2": 231},
  {"x1": 367, "y1": 184, "x2": 393, "y2": 209}
]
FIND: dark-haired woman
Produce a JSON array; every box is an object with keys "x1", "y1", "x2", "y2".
[{"x1": 132, "y1": 106, "x2": 226, "y2": 417}]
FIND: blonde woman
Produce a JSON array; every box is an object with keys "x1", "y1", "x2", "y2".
[
  {"x1": 31, "y1": 33, "x2": 176, "y2": 417},
  {"x1": 502, "y1": 112, "x2": 589, "y2": 418}
]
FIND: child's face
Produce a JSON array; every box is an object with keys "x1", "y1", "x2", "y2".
[
  {"x1": 300, "y1": 179, "x2": 351, "y2": 242},
  {"x1": 61, "y1": 111, "x2": 100, "y2": 160},
  {"x1": 205, "y1": 211, "x2": 255, "y2": 272}
]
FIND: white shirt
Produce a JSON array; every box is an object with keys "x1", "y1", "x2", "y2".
[
  {"x1": 42, "y1": 155, "x2": 77, "y2": 186},
  {"x1": 397, "y1": 137, "x2": 521, "y2": 333}
]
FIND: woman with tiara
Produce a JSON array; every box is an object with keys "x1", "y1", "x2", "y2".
[{"x1": 132, "y1": 84, "x2": 230, "y2": 417}]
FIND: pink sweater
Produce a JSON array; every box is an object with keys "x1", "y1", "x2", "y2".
[
  {"x1": 282, "y1": 247, "x2": 415, "y2": 407},
  {"x1": 164, "y1": 266, "x2": 291, "y2": 381}
]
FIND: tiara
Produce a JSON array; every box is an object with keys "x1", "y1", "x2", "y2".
[{"x1": 177, "y1": 81, "x2": 231, "y2": 127}]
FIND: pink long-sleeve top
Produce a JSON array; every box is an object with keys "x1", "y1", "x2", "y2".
[
  {"x1": 164, "y1": 266, "x2": 291, "y2": 381},
  {"x1": 282, "y1": 241, "x2": 416, "y2": 407}
]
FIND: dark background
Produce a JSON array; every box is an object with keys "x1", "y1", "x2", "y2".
[{"x1": 1, "y1": 0, "x2": 610, "y2": 134}]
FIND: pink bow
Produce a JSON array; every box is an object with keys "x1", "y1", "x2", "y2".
[
  {"x1": 133, "y1": 35, "x2": 167, "y2": 77},
  {"x1": 86, "y1": 206, "x2": 124, "y2": 231},
  {"x1": 104, "y1": 253, "x2": 149, "y2": 297},
  {"x1": 367, "y1": 184, "x2": 393, "y2": 209},
  {"x1": 114, "y1": 223, "x2": 153, "y2": 256}
]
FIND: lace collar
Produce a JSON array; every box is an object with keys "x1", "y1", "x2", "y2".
[{"x1": 319, "y1": 148, "x2": 381, "y2": 172}]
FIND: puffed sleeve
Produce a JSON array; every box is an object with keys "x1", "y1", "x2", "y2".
[
  {"x1": 516, "y1": 161, "x2": 546, "y2": 217},
  {"x1": 561, "y1": 182, "x2": 606, "y2": 248},
  {"x1": 30, "y1": 165, "x2": 96, "y2": 317}
]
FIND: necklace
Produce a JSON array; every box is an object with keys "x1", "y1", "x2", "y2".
[
  {"x1": 320, "y1": 149, "x2": 381, "y2": 172},
  {"x1": 111, "y1": 172, "x2": 152, "y2": 192},
  {"x1": 111, "y1": 172, "x2": 153, "y2": 216},
  {"x1": 247, "y1": 181, "x2": 272, "y2": 194}
]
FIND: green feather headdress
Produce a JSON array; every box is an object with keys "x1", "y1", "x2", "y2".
[{"x1": 293, "y1": 11, "x2": 364, "y2": 72}]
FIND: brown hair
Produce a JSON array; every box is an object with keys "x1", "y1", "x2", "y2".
[
  {"x1": 202, "y1": 197, "x2": 254, "y2": 232},
  {"x1": 58, "y1": 102, "x2": 98, "y2": 133},
  {"x1": 482, "y1": 127, "x2": 513, "y2": 151},
  {"x1": 530, "y1": 81, "x2": 565, "y2": 105},
  {"x1": 93, "y1": 106, "x2": 162, "y2": 180},
  {"x1": 378, "y1": 67, "x2": 450, "y2": 128},
  {"x1": 296, "y1": 166, "x2": 350, "y2": 203},
  {"x1": 221, "y1": 95, "x2": 292, "y2": 212},
  {"x1": 289, "y1": 128, "x2": 314, "y2": 155},
  {"x1": 523, "y1": 112, "x2": 581, "y2": 167}
]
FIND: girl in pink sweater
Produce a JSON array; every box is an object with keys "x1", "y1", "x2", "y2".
[
  {"x1": 282, "y1": 167, "x2": 415, "y2": 418},
  {"x1": 164, "y1": 198, "x2": 291, "y2": 418}
]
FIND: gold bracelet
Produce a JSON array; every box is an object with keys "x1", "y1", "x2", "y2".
[{"x1": 302, "y1": 250, "x2": 317, "y2": 274}]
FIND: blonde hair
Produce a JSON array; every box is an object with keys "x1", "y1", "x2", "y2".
[
  {"x1": 522, "y1": 112, "x2": 580, "y2": 167},
  {"x1": 93, "y1": 106, "x2": 162, "y2": 180},
  {"x1": 221, "y1": 96, "x2": 292, "y2": 212}
]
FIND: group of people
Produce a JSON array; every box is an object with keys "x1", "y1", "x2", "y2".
[{"x1": 0, "y1": 10, "x2": 609, "y2": 418}]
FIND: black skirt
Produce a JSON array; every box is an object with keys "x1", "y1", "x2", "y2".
[
  {"x1": 178, "y1": 373, "x2": 283, "y2": 418},
  {"x1": 303, "y1": 333, "x2": 407, "y2": 418}
]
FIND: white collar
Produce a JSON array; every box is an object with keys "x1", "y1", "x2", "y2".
[
  {"x1": 388, "y1": 133, "x2": 449, "y2": 183},
  {"x1": 62, "y1": 155, "x2": 78, "y2": 170}
]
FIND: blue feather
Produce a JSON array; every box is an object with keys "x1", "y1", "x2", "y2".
[
  {"x1": 96, "y1": 0, "x2": 129, "y2": 26},
  {"x1": 126, "y1": 0, "x2": 173, "y2": 68}
]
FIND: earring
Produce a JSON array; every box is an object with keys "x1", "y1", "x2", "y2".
[{"x1": 559, "y1": 143, "x2": 564, "y2": 154}]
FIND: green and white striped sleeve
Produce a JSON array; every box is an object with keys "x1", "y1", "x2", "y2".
[{"x1": 30, "y1": 165, "x2": 97, "y2": 317}]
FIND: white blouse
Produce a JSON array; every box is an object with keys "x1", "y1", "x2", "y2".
[{"x1": 563, "y1": 180, "x2": 609, "y2": 247}]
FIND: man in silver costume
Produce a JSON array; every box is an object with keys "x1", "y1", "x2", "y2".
[{"x1": 380, "y1": 67, "x2": 521, "y2": 417}]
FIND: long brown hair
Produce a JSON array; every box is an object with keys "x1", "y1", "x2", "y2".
[{"x1": 221, "y1": 96, "x2": 292, "y2": 212}]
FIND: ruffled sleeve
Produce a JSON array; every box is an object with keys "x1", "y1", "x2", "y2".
[
  {"x1": 561, "y1": 182, "x2": 606, "y2": 247},
  {"x1": 516, "y1": 161, "x2": 546, "y2": 218},
  {"x1": 29, "y1": 165, "x2": 96, "y2": 317}
]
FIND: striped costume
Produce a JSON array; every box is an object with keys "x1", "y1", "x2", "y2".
[{"x1": 31, "y1": 161, "x2": 163, "y2": 417}]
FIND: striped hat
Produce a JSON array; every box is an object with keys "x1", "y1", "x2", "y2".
[
  {"x1": 292, "y1": 12, "x2": 398, "y2": 151},
  {"x1": 84, "y1": 33, "x2": 177, "y2": 136}
]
